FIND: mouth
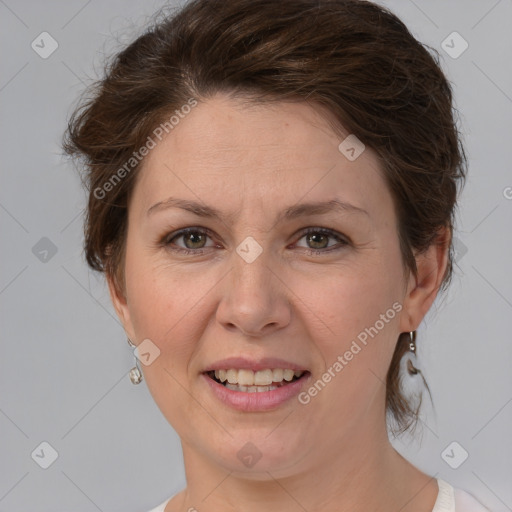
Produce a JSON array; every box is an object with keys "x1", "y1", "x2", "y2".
[{"x1": 204, "y1": 368, "x2": 310, "y2": 393}]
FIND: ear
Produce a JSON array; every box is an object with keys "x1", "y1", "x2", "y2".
[
  {"x1": 400, "y1": 226, "x2": 451, "y2": 332},
  {"x1": 106, "y1": 272, "x2": 137, "y2": 343}
]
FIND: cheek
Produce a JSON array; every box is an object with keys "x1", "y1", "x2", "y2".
[
  {"x1": 298, "y1": 247, "x2": 404, "y2": 385},
  {"x1": 125, "y1": 261, "x2": 202, "y2": 349},
  {"x1": 123, "y1": 245, "x2": 223, "y2": 387},
  {"x1": 123, "y1": 257, "x2": 214, "y2": 430},
  {"x1": 303, "y1": 254, "x2": 402, "y2": 340},
  {"x1": 124, "y1": 230, "x2": 188, "y2": 336},
  {"x1": 293, "y1": 273, "x2": 402, "y2": 431}
]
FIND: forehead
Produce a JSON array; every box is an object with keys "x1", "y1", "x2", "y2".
[
  {"x1": 131, "y1": 94, "x2": 392, "y2": 224},
  {"x1": 160, "y1": 95, "x2": 351, "y2": 167}
]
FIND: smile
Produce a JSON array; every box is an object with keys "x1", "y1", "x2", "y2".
[
  {"x1": 202, "y1": 368, "x2": 311, "y2": 411},
  {"x1": 206, "y1": 368, "x2": 305, "y2": 392}
]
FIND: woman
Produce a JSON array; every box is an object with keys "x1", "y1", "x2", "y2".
[{"x1": 63, "y1": 0, "x2": 490, "y2": 510}]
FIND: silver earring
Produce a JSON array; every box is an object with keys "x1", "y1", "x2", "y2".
[
  {"x1": 127, "y1": 338, "x2": 143, "y2": 385},
  {"x1": 406, "y1": 330, "x2": 419, "y2": 375},
  {"x1": 398, "y1": 330, "x2": 424, "y2": 413},
  {"x1": 409, "y1": 330, "x2": 416, "y2": 352}
]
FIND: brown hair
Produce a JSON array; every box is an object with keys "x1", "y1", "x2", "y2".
[{"x1": 63, "y1": 0, "x2": 467, "y2": 435}]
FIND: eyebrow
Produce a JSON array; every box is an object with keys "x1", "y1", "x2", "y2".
[{"x1": 146, "y1": 197, "x2": 368, "y2": 222}]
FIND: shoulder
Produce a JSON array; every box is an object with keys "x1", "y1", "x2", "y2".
[
  {"x1": 146, "y1": 482, "x2": 492, "y2": 512},
  {"x1": 145, "y1": 496, "x2": 173, "y2": 512},
  {"x1": 434, "y1": 479, "x2": 490, "y2": 512},
  {"x1": 453, "y1": 487, "x2": 491, "y2": 512}
]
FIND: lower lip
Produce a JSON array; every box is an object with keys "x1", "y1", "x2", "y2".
[{"x1": 201, "y1": 373, "x2": 310, "y2": 412}]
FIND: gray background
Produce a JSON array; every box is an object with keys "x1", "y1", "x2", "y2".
[{"x1": 1, "y1": 0, "x2": 511, "y2": 510}]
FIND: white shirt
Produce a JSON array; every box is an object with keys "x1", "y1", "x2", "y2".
[{"x1": 146, "y1": 478, "x2": 490, "y2": 512}]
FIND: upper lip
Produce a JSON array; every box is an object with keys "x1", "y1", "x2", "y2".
[{"x1": 202, "y1": 357, "x2": 309, "y2": 373}]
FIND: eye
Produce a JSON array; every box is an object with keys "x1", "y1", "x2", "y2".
[
  {"x1": 162, "y1": 227, "x2": 216, "y2": 254},
  {"x1": 161, "y1": 226, "x2": 349, "y2": 256},
  {"x1": 294, "y1": 227, "x2": 349, "y2": 254}
]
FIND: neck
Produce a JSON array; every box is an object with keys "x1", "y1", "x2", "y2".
[{"x1": 175, "y1": 409, "x2": 437, "y2": 512}]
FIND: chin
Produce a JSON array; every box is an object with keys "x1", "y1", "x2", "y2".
[{"x1": 201, "y1": 433, "x2": 309, "y2": 477}]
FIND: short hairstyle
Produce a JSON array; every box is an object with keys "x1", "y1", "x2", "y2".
[{"x1": 63, "y1": 0, "x2": 467, "y2": 435}]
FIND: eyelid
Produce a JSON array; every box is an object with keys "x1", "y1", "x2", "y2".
[
  {"x1": 162, "y1": 226, "x2": 218, "y2": 249},
  {"x1": 296, "y1": 227, "x2": 350, "y2": 247}
]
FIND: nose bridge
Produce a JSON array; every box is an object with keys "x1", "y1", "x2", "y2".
[
  {"x1": 216, "y1": 233, "x2": 291, "y2": 336},
  {"x1": 231, "y1": 233, "x2": 276, "y2": 304}
]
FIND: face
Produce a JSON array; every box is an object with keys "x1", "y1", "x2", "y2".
[{"x1": 109, "y1": 93, "x2": 443, "y2": 478}]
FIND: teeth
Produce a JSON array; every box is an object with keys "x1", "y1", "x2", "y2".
[
  {"x1": 283, "y1": 369, "x2": 294, "y2": 381},
  {"x1": 213, "y1": 368, "x2": 304, "y2": 386},
  {"x1": 238, "y1": 369, "x2": 256, "y2": 386},
  {"x1": 272, "y1": 368, "x2": 284, "y2": 381},
  {"x1": 254, "y1": 369, "x2": 273, "y2": 385},
  {"x1": 225, "y1": 383, "x2": 279, "y2": 392},
  {"x1": 226, "y1": 369, "x2": 238, "y2": 384}
]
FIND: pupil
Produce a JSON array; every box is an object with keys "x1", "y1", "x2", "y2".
[
  {"x1": 186, "y1": 233, "x2": 205, "y2": 249},
  {"x1": 308, "y1": 233, "x2": 327, "y2": 249}
]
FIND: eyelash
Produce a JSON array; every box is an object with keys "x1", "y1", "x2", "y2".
[{"x1": 160, "y1": 227, "x2": 349, "y2": 256}]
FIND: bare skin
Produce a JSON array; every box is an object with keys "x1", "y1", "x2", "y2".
[{"x1": 108, "y1": 94, "x2": 448, "y2": 512}]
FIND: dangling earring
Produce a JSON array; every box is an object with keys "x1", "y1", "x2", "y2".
[
  {"x1": 407, "y1": 330, "x2": 419, "y2": 376},
  {"x1": 398, "y1": 330, "x2": 423, "y2": 412},
  {"x1": 127, "y1": 338, "x2": 143, "y2": 385}
]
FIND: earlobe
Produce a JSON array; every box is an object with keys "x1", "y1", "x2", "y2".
[
  {"x1": 399, "y1": 227, "x2": 451, "y2": 333},
  {"x1": 106, "y1": 273, "x2": 136, "y2": 342}
]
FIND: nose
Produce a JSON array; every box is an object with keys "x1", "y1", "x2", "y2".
[{"x1": 215, "y1": 245, "x2": 292, "y2": 338}]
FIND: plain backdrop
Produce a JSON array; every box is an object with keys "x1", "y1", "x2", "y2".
[{"x1": 1, "y1": 0, "x2": 511, "y2": 510}]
